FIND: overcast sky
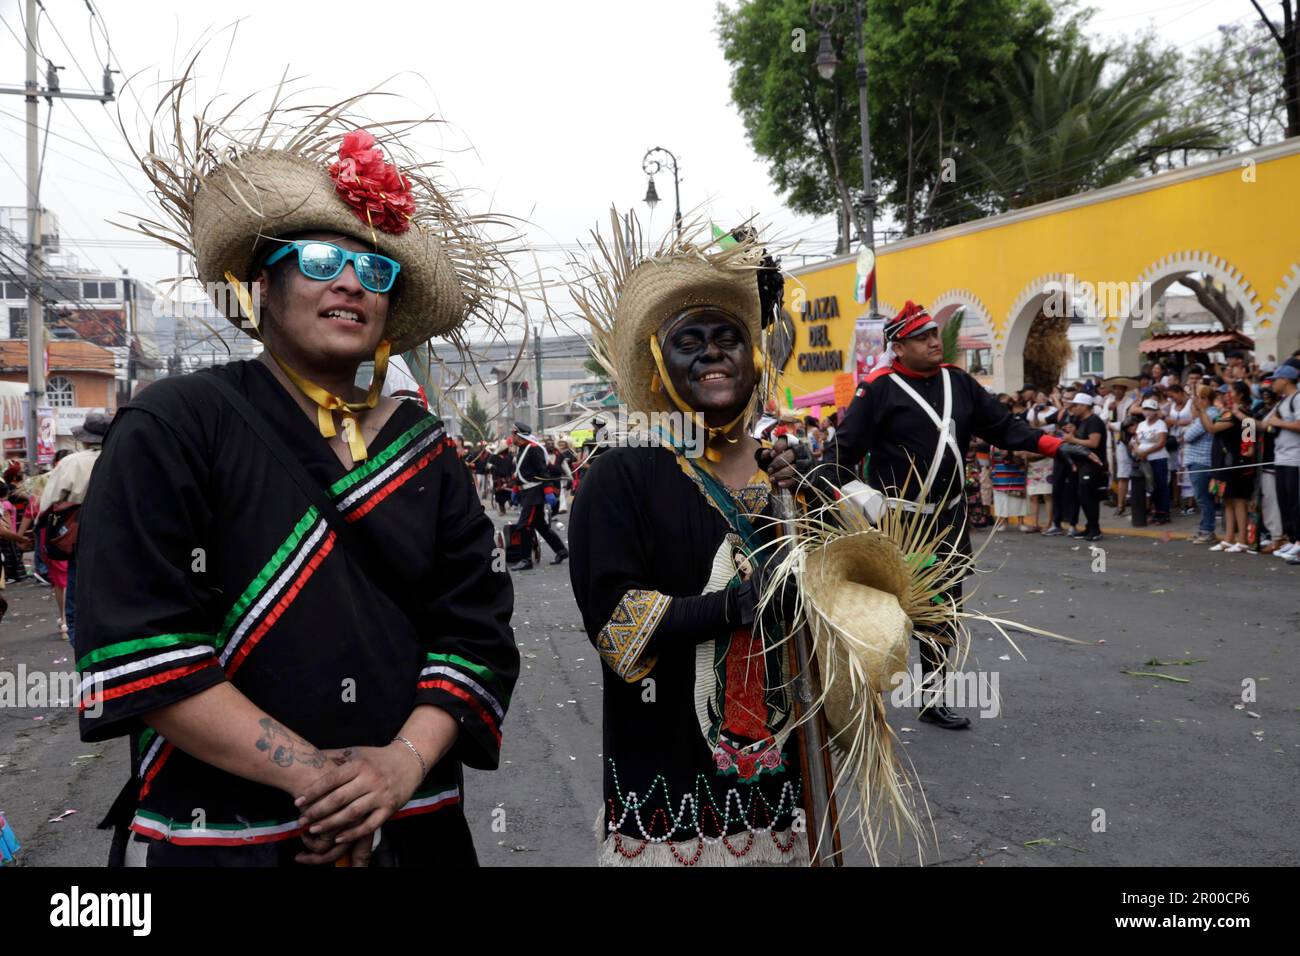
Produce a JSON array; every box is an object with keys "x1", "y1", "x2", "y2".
[{"x1": 0, "y1": 0, "x2": 1253, "y2": 334}]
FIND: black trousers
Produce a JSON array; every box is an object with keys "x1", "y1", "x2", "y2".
[
  {"x1": 1068, "y1": 464, "x2": 1106, "y2": 534},
  {"x1": 917, "y1": 508, "x2": 969, "y2": 683},
  {"x1": 1050, "y1": 457, "x2": 1076, "y2": 528},
  {"x1": 516, "y1": 487, "x2": 566, "y2": 557},
  {"x1": 919, "y1": 578, "x2": 963, "y2": 684},
  {"x1": 1278, "y1": 465, "x2": 1300, "y2": 543}
]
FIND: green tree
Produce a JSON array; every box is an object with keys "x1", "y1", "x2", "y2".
[
  {"x1": 940, "y1": 307, "x2": 964, "y2": 365},
  {"x1": 965, "y1": 44, "x2": 1223, "y2": 210},
  {"x1": 461, "y1": 392, "x2": 492, "y2": 445},
  {"x1": 716, "y1": 0, "x2": 1062, "y2": 246},
  {"x1": 1249, "y1": 0, "x2": 1300, "y2": 137}
]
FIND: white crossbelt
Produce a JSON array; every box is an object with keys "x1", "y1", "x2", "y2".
[{"x1": 886, "y1": 367, "x2": 964, "y2": 502}]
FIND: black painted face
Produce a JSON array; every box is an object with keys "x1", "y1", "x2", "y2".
[{"x1": 662, "y1": 311, "x2": 756, "y2": 425}]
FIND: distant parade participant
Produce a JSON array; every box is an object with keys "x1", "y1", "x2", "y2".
[
  {"x1": 568, "y1": 214, "x2": 808, "y2": 866},
  {"x1": 74, "y1": 74, "x2": 518, "y2": 866},
  {"x1": 489, "y1": 441, "x2": 515, "y2": 516},
  {"x1": 766, "y1": 300, "x2": 1099, "y2": 729},
  {"x1": 508, "y1": 422, "x2": 568, "y2": 570}
]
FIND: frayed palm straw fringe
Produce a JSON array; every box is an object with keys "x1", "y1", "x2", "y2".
[
  {"x1": 114, "y1": 49, "x2": 523, "y2": 356},
  {"x1": 751, "y1": 477, "x2": 1085, "y2": 866}
]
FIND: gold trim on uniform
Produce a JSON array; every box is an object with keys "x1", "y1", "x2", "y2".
[{"x1": 596, "y1": 589, "x2": 672, "y2": 682}]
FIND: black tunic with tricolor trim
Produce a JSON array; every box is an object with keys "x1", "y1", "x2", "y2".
[{"x1": 74, "y1": 360, "x2": 518, "y2": 855}]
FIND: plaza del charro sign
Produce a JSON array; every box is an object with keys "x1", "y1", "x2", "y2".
[{"x1": 796, "y1": 294, "x2": 845, "y2": 373}]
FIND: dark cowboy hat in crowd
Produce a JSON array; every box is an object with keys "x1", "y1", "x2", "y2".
[{"x1": 73, "y1": 409, "x2": 115, "y2": 445}]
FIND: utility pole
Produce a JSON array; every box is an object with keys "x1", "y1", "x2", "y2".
[
  {"x1": 122, "y1": 269, "x2": 135, "y2": 400},
  {"x1": 533, "y1": 327, "x2": 544, "y2": 433},
  {"x1": 1, "y1": 0, "x2": 115, "y2": 467},
  {"x1": 24, "y1": 0, "x2": 42, "y2": 468}
]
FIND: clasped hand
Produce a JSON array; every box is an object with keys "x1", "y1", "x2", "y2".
[{"x1": 292, "y1": 743, "x2": 425, "y2": 866}]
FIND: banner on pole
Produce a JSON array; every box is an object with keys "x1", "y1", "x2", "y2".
[{"x1": 36, "y1": 407, "x2": 56, "y2": 466}]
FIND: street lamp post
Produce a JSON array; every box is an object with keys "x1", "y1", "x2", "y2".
[
  {"x1": 813, "y1": 0, "x2": 880, "y2": 322},
  {"x1": 641, "y1": 146, "x2": 682, "y2": 237}
]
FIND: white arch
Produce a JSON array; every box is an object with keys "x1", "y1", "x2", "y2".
[
  {"x1": 1261, "y1": 262, "x2": 1300, "y2": 363},
  {"x1": 929, "y1": 288, "x2": 994, "y2": 336},
  {"x1": 1110, "y1": 250, "x2": 1263, "y2": 374},
  {"x1": 998, "y1": 273, "x2": 1096, "y2": 392}
]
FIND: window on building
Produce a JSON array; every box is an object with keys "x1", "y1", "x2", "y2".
[
  {"x1": 9, "y1": 307, "x2": 27, "y2": 338},
  {"x1": 3, "y1": 281, "x2": 24, "y2": 301},
  {"x1": 1079, "y1": 346, "x2": 1104, "y2": 375},
  {"x1": 47, "y1": 375, "x2": 75, "y2": 408}
]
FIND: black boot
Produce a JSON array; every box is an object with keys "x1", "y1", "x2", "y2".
[
  {"x1": 550, "y1": 550, "x2": 568, "y2": 566},
  {"x1": 508, "y1": 560, "x2": 534, "y2": 572},
  {"x1": 918, "y1": 703, "x2": 972, "y2": 730}
]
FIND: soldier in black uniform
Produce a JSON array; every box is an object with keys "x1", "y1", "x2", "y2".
[
  {"x1": 764, "y1": 301, "x2": 1098, "y2": 729},
  {"x1": 508, "y1": 422, "x2": 568, "y2": 570}
]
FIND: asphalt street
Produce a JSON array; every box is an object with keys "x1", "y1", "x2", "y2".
[{"x1": 2, "y1": 508, "x2": 1296, "y2": 867}]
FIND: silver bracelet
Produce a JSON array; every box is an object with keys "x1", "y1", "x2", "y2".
[{"x1": 393, "y1": 734, "x2": 428, "y2": 778}]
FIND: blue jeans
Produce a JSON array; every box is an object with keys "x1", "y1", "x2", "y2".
[{"x1": 1191, "y1": 470, "x2": 1216, "y2": 534}]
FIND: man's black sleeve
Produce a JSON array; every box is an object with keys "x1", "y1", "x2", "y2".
[{"x1": 812, "y1": 382, "x2": 877, "y2": 487}]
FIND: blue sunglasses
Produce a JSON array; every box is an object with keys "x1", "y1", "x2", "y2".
[{"x1": 263, "y1": 240, "x2": 401, "y2": 294}]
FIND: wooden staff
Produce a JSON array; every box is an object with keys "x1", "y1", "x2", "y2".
[{"x1": 776, "y1": 483, "x2": 843, "y2": 867}]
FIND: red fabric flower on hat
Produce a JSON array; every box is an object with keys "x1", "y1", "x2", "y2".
[{"x1": 328, "y1": 129, "x2": 415, "y2": 234}]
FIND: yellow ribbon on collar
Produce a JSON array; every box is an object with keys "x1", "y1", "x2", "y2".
[
  {"x1": 647, "y1": 334, "x2": 749, "y2": 462},
  {"x1": 224, "y1": 270, "x2": 390, "y2": 462}
]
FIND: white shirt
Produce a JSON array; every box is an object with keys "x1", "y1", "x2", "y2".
[
  {"x1": 40, "y1": 449, "x2": 101, "y2": 512},
  {"x1": 1135, "y1": 418, "x2": 1169, "y2": 461}
]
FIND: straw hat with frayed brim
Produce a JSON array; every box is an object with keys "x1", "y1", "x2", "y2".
[
  {"x1": 193, "y1": 150, "x2": 464, "y2": 353},
  {"x1": 123, "y1": 56, "x2": 512, "y2": 356},
  {"x1": 571, "y1": 210, "x2": 764, "y2": 419},
  {"x1": 802, "y1": 530, "x2": 914, "y2": 717}
]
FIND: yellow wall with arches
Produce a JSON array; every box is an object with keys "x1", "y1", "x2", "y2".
[{"x1": 779, "y1": 139, "x2": 1300, "y2": 397}]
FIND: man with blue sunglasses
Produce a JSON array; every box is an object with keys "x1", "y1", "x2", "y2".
[{"x1": 76, "y1": 94, "x2": 518, "y2": 869}]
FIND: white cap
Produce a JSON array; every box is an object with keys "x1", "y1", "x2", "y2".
[
  {"x1": 1070, "y1": 394, "x2": 1095, "y2": 407},
  {"x1": 1141, "y1": 398, "x2": 1160, "y2": 410}
]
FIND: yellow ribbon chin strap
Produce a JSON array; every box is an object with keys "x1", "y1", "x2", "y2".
[
  {"x1": 272, "y1": 341, "x2": 391, "y2": 462},
  {"x1": 224, "y1": 270, "x2": 391, "y2": 462},
  {"x1": 648, "y1": 334, "x2": 749, "y2": 462}
]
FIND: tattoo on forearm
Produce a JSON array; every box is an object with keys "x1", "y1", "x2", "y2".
[{"x1": 255, "y1": 718, "x2": 326, "y2": 769}]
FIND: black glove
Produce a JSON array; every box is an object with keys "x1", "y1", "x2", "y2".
[
  {"x1": 1056, "y1": 441, "x2": 1097, "y2": 467},
  {"x1": 728, "y1": 555, "x2": 799, "y2": 635}
]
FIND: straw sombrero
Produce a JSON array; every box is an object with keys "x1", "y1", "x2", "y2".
[
  {"x1": 802, "y1": 530, "x2": 914, "y2": 731},
  {"x1": 571, "y1": 210, "x2": 765, "y2": 420},
  {"x1": 127, "y1": 62, "x2": 506, "y2": 355},
  {"x1": 191, "y1": 149, "x2": 465, "y2": 353}
]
